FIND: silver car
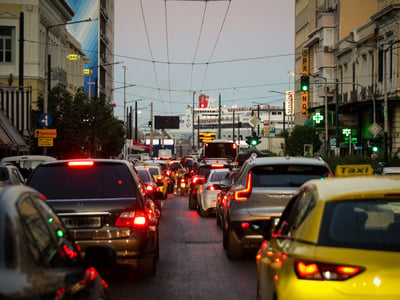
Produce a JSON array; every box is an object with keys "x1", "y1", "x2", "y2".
[{"x1": 197, "y1": 168, "x2": 229, "y2": 217}]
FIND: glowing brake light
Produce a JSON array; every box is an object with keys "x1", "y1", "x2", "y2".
[
  {"x1": 68, "y1": 161, "x2": 94, "y2": 167},
  {"x1": 115, "y1": 211, "x2": 148, "y2": 228},
  {"x1": 233, "y1": 143, "x2": 237, "y2": 149},
  {"x1": 146, "y1": 185, "x2": 154, "y2": 192},
  {"x1": 207, "y1": 185, "x2": 216, "y2": 191},
  {"x1": 234, "y1": 172, "x2": 252, "y2": 201},
  {"x1": 192, "y1": 176, "x2": 203, "y2": 184},
  {"x1": 295, "y1": 261, "x2": 364, "y2": 280}
]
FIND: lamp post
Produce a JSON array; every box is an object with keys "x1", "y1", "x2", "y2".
[{"x1": 192, "y1": 91, "x2": 196, "y2": 151}]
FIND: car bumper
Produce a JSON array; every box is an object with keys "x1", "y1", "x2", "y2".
[{"x1": 202, "y1": 191, "x2": 219, "y2": 210}]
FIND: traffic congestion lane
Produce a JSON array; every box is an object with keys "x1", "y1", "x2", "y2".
[{"x1": 103, "y1": 193, "x2": 257, "y2": 299}]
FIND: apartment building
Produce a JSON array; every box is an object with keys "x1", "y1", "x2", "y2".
[{"x1": 295, "y1": 0, "x2": 400, "y2": 158}]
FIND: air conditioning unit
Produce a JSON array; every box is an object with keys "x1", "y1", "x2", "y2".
[{"x1": 324, "y1": 46, "x2": 334, "y2": 53}]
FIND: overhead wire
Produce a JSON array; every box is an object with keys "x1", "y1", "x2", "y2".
[
  {"x1": 164, "y1": 0, "x2": 172, "y2": 112},
  {"x1": 189, "y1": 0, "x2": 208, "y2": 93},
  {"x1": 201, "y1": 0, "x2": 232, "y2": 91},
  {"x1": 140, "y1": 0, "x2": 166, "y2": 112}
]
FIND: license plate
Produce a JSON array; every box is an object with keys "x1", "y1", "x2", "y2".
[{"x1": 61, "y1": 216, "x2": 101, "y2": 229}]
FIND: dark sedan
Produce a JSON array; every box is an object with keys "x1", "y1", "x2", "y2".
[{"x1": 0, "y1": 185, "x2": 111, "y2": 299}]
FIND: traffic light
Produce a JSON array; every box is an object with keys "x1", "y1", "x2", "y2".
[
  {"x1": 300, "y1": 75, "x2": 309, "y2": 92},
  {"x1": 249, "y1": 132, "x2": 261, "y2": 146},
  {"x1": 148, "y1": 121, "x2": 152, "y2": 128},
  {"x1": 372, "y1": 146, "x2": 379, "y2": 153},
  {"x1": 245, "y1": 135, "x2": 252, "y2": 145}
]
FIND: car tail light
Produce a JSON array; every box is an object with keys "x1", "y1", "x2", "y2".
[
  {"x1": 146, "y1": 185, "x2": 154, "y2": 192},
  {"x1": 181, "y1": 178, "x2": 185, "y2": 183},
  {"x1": 115, "y1": 211, "x2": 148, "y2": 228},
  {"x1": 234, "y1": 172, "x2": 252, "y2": 201},
  {"x1": 294, "y1": 261, "x2": 364, "y2": 280},
  {"x1": 207, "y1": 185, "x2": 216, "y2": 191},
  {"x1": 68, "y1": 161, "x2": 94, "y2": 167},
  {"x1": 192, "y1": 176, "x2": 203, "y2": 184},
  {"x1": 165, "y1": 170, "x2": 171, "y2": 176},
  {"x1": 211, "y1": 164, "x2": 224, "y2": 168}
]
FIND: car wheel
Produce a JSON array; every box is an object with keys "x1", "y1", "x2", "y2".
[
  {"x1": 227, "y1": 229, "x2": 244, "y2": 259},
  {"x1": 199, "y1": 204, "x2": 208, "y2": 217},
  {"x1": 216, "y1": 210, "x2": 221, "y2": 226},
  {"x1": 222, "y1": 227, "x2": 228, "y2": 249},
  {"x1": 138, "y1": 256, "x2": 156, "y2": 276},
  {"x1": 189, "y1": 194, "x2": 197, "y2": 210}
]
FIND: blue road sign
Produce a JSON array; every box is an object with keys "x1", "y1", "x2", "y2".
[{"x1": 38, "y1": 113, "x2": 53, "y2": 128}]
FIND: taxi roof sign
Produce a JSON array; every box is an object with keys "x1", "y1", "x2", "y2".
[{"x1": 335, "y1": 164, "x2": 374, "y2": 177}]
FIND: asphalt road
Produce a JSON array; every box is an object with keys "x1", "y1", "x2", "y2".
[{"x1": 102, "y1": 193, "x2": 258, "y2": 300}]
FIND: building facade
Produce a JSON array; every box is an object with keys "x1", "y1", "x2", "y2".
[{"x1": 295, "y1": 0, "x2": 400, "y2": 158}]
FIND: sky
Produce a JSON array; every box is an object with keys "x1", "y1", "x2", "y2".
[{"x1": 113, "y1": 0, "x2": 295, "y2": 128}]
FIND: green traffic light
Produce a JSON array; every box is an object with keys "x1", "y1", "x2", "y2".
[
  {"x1": 372, "y1": 146, "x2": 379, "y2": 153},
  {"x1": 301, "y1": 75, "x2": 309, "y2": 92},
  {"x1": 251, "y1": 139, "x2": 257, "y2": 146}
]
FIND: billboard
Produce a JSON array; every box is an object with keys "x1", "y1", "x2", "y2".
[
  {"x1": 154, "y1": 116, "x2": 180, "y2": 129},
  {"x1": 65, "y1": 0, "x2": 99, "y2": 97}
]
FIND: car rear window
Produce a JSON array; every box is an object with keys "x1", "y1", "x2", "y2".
[
  {"x1": 251, "y1": 164, "x2": 330, "y2": 187},
  {"x1": 148, "y1": 167, "x2": 160, "y2": 176},
  {"x1": 136, "y1": 169, "x2": 152, "y2": 182},
  {"x1": 319, "y1": 200, "x2": 400, "y2": 252},
  {"x1": 28, "y1": 162, "x2": 138, "y2": 199},
  {"x1": 210, "y1": 170, "x2": 229, "y2": 182}
]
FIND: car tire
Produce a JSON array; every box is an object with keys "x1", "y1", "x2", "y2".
[
  {"x1": 138, "y1": 256, "x2": 156, "y2": 276},
  {"x1": 189, "y1": 194, "x2": 197, "y2": 210},
  {"x1": 227, "y1": 229, "x2": 244, "y2": 259},
  {"x1": 216, "y1": 211, "x2": 221, "y2": 226},
  {"x1": 198, "y1": 201, "x2": 208, "y2": 217},
  {"x1": 222, "y1": 227, "x2": 228, "y2": 249}
]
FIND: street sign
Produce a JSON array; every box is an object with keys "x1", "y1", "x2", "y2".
[
  {"x1": 368, "y1": 122, "x2": 382, "y2": 137},
  {"x1": 35, "y1": 129, "x2": 57, "y2": 138},
  {"x1": 38, "y1": 137, "x2": 53, "y2": 147},
  {"x1": 249, "y1": 115, "x2": 260, "y2": 128},
  {"x1": 38, "y1": 113, "x2": 53, "y2": 128}
]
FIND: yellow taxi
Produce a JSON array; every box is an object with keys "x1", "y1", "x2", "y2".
[
  {"x1": 256, "y1": 176, "x2": 400, "y2": 300},
  {"x1": 145, "y1": 165, "x2": 168, "y2": 199}
]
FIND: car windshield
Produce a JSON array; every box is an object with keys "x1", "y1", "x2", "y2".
[
  {"x1": 136, "y1": 169, "x2": 152, "y2": 182},
  {"x1": 28, "y1": 162, "x2": 137, "y2": 199},
  {"x1": 319, "y1": 200, "x2": 400, "y2": 252},
  {"x1": 199, "y1": 166, "x2": 212, "y2": 177},
  {"x1": 251, "y1": 164, "x2": 330, "y2": 187},
  {"x1": 210, "y1": 170, "x2": 229, "y2": 182}
]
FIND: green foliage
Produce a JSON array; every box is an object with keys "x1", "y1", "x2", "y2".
[
  {"x1": 285, "y1": 125, "x2": 321, "y2": 156},
  {"x1": 32, "y1": 84, "x2": 124, "y2": 159}
]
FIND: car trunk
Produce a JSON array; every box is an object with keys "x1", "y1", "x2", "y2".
[{"x1": 247, "y1": 187, "x2": 296, "y2": 217}]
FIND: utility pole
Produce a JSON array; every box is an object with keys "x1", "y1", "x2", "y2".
[
  {"x1": 197, "y1": 114, "x2": 200, "y2": 149},
  {"x1": 192, "y1": 91, "x2": 196, "y2": 150},
  {"x1": 218, "y1": 93, "x2": 221, "y2": 139},
  {"x1": 123, "y1": 65, "x2": 127, "y2": 129},
  {"x1": 233, "y1": 109, "x2": 235, "y2": 142},
  {"x1": 19, "y1": 12, "x2": 24, "y2": 90},
  {"x1": 150, "y1": 102, "x2": 153, "y2": 156},
  {"x1": 257, "y1": 104, "x2": 260, "y2": 135},
  {"x1": 134, "y1": 101, "x2": 138, "y2": 142}
]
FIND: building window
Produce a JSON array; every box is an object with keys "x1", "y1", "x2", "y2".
[
  {"x1": 378, "y1": 49, "x2": 383, "y2": 82},
  {"x1": 0, "y1": 26, "x2": 14, "y2": 63}
]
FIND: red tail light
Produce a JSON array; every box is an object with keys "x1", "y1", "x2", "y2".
[
  {"x1": 181, "y1": 178, "x2": 185, "y2": 182},
  {"x1": 115, "y1": 211, "x2": 148, "y2": 228},
  {"x1": 192, "y1": 176, "x2": 203, "y2": 184},
  {"x1": 234, "y1": 172, "x2": 252, "y2": 201},
  {"x1": 207, "y1": 185, "x2": 216, "y2": 191},
  {"x1": 68, "y1": 161, "x2": 94, "y2": 167},
  {"x1": 146, "y1": 185, "x2": 154, "y2": 192},
  {"x1": 295, "y1": 261, "x2": 364, "y2": 280},
  {"x1": 211, "y1": 164, "x2": 224, "y2": 168}
]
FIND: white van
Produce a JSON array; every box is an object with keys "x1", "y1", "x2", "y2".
[{"x1": 1, "y1": 155, "x2": 57, "y2": 179}]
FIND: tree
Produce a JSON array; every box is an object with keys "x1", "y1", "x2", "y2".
[
  {"x1": 285, "y1": 125, "x2": 322, "y2": 156},
  {"x1": 33, "y1": 84, "x2": 124, "y2": 158}
]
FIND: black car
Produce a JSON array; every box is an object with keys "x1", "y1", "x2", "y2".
[
  {"x1": 28, "y1": 159, "x2": 159, "y2": 275},
  {"x1": 216, "y1": 169, "x2": 239, "y2": 227},
  {"x1": 0, "y1": 185, "x2": 111, "y2": 299}
]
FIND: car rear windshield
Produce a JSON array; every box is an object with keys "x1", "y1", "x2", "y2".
[
  {"x1": 28, "y1": 162, "x2": 138, "y2": 199},
  {"x1": 319, "y1": 200, "x2": 400, "y2": 252},
  {"x1": 136, "y1": 169, "x2": 152, "y2": 182},
  {"x1": 204, "y1": 142, "x2": 236, "y2": 159},
  {"x1": 251, "y1": 164, "x2": 330, "y2": 187},
  {"x1": 148, "y1": 167, "x2": 160, "y2": 176},
  {"x1": 210, "y1": 170, "x2": 229, "y2": 182}
]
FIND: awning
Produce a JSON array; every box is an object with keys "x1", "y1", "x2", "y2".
[
  {"x1": 0, "y1": 110, "x2": 29, "y2": 152},
  {"x1": 132, "y1": 141, "x2": 152, "y2": 151}
]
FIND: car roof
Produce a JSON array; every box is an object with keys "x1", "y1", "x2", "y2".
[
  {"x1": 382, "y1": 167, "x2": 400, "y2": 174},
  {"x1": 209, "y1": 168, "x2": 230, "y2": 173},
  {"x1": 303, "y1": 176, "x2": 400, "y2": 202},
  {"x1": 1, "y1": 155, "x2": 57, "y2": 163},
  {"x1": 248, "y1": 156, "x2": 329, "y2": 167}
]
